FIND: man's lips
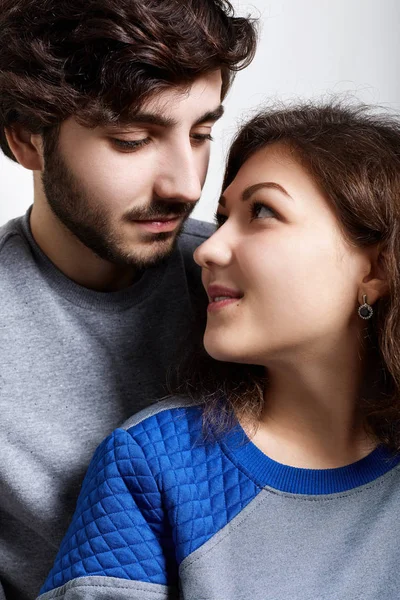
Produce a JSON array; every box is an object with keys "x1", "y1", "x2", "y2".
[
  {"x1": 131, "y1": 216, "x2": 182, "y2": 233},
  {"x1": 207, "y1": 284, "x2": 244, "y2": 312}
]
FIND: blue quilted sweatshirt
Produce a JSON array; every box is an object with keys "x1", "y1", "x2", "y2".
[{"x1": 38, "y1": 398, "x2": 400, "y2": 600}]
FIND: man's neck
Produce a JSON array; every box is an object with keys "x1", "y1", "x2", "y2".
[{"x1": 29, "y1": 201, "x2": 137, "y2": 292}]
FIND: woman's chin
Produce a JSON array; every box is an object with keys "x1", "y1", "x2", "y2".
[{"x1": 203, "y1": 337, "x2": 249, "y2": 364}]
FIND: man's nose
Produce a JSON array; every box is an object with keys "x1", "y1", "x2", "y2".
[{"x1": 153, "y1": 145, "x2": 204, "y2": 204}]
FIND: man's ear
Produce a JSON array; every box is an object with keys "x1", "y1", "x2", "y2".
[
  {"x1": 5, "y1": 125, "x2": 44, "y2": 171},
  {"x1": 360, "y1": 247, "x2": 389, "y2": 306}
]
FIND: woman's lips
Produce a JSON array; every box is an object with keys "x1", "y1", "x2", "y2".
[
  {"x1": 207, "y1": 297, "x2": 241, "y2": 312},
  {"x1": 207, "y1": 284, "x2": 244, "y2": 313}
]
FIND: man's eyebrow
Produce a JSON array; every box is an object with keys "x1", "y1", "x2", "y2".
[
  {"x1": 193, "y1": 104, "x2": 224, "y2": 127},
  {"x1": 122, "y1": 112, "x2": 177, "y2": 128},
  {"x1": 242, "y1": 182, "x2": 293, "y2": 202},
  {"x1": 111, "y1": 104, "x2": 224, "y2": 130}
]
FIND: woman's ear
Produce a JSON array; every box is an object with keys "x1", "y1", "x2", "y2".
[
  {"x1": 360, "y1": 247, "x2": 389, "y2": 305},
  {"x1": 5, "y1": 125, "x2": 44, "y2": 171}
]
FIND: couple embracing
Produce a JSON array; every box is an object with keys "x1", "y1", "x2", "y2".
[{"x1": 1, "y1": 2, "x2": 400, "y2": 600}]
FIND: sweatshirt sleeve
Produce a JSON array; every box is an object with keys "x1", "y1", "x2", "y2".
[{"x1": 37, "y1": 428, "x2": 178, "y2": 600}]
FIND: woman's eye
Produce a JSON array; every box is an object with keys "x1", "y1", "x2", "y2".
[
  {"x1": 112, "y1": 138, "x2": 151, "y2": 152},
  {"x1": 214, "y1": 211, "x2": 227, "y2": 228},
  {"x1": 250, "y1": 202, "x2": 276, "y2": 220}
]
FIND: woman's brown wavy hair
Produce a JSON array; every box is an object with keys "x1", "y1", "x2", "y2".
[
  {"x1": 178, "y1": 101, "x2": 400, "y2": 452},
  {"x1": 0, "y1": 0, "x2": 257, "y2": 161}
]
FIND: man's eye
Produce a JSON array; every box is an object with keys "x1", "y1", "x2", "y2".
[
  {"x1": 214, "y1": 211, "x2": 227, "y2": 228},
  {"x1": 250, "y1": 202, "x2": 277, "y2": 220},
  {"x1": 191, "y1": 133, "x2": 214, "y2": 146},
  {"x1": 112, "y1": 138, "x2": 151, "y2": 152}
]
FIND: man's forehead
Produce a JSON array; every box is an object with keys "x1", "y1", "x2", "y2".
[
  {"x1": 143, "y1": 70, "x2": 222, "y2": 108},
  {"x1": 112, "y1": 72, "x2": 224, "y2": 129}
]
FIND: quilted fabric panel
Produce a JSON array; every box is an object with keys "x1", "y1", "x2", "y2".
[
  {"x1": 40, "y1": 405, "x2": 261, "y2": 596},
  {"x1": 40, "y1": 428, "x2": 177, "y2": 594},
  {"x1": 128, "y1": 406, "x2": 261, "y2": 564}
]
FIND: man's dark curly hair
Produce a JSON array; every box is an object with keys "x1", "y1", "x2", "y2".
[{"x1": 0, "y1": 0, "x2": 258, "y2": 161}]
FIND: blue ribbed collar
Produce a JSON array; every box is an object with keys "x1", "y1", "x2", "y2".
[{"x1": 222, "y1": 423, "x2": 400, "y2": 495}]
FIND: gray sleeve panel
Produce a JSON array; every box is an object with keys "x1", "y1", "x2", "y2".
[
  {"x1": 179, "y1": 472, "x2": 400, "y2": 600},
  {"x1": 179, "y1": 489, "x2": 269, "y2": 600},
  {"x1": 37, "y1": 576, "x2": 178, "y2": 600},
  {"x1": 0, "y1": 581, "x2": 6, "y2": 600},
  {"x1": 121, "y1": 396, "x2": 201, "y2": 431}
]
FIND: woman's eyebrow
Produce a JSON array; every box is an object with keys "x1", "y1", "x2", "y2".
[
  {"x1": 241, "y1": 182, "x2": 293, "y2": 201},
  {"x1": 218, "y1": 181, "x2": 293, "y2": 208}
]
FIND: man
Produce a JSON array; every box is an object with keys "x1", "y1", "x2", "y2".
[{"x1": 0, "y1": 1, "x2": 257, "y2": 598}]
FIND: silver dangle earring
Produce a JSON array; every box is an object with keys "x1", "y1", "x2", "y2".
[{"x1": 358, "y1": 294, "x2": 373, "y2": 320}]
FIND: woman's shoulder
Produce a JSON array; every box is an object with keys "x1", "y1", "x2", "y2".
[
  {"x1": 114, "y1": 397, "x2": 207, "y2": 470},
  {"x1": 121, "y1": 396, "x2": 204, "y2": 434}
]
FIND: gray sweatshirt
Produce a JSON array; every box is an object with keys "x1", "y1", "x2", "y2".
[{"x1": 0, "y1": 210, "x2": 213, "y2": 600}]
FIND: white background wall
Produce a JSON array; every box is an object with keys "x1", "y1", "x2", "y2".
[{"x1": 1, "y1": 0, "x2": 400, "y2": 226}]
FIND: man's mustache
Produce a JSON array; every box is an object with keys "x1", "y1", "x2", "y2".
[{"x1": 125, "y1": 200, "x2": 195, "y2": 221}]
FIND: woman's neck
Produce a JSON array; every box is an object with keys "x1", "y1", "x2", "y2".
[{"x1": 247, "y1": 333, "x2": 377, "y2": 469}]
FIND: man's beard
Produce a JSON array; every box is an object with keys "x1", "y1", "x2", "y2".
[{"x1": 41, "y1": 142, "x2": 196, "y2": 269}]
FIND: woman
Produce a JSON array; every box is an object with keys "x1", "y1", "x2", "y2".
[{"x1": 38, "y1": 102, "x2": 400, "y2": 600}]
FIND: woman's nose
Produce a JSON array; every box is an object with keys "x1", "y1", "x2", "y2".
[{"x1": 193, "y1": 228, "x2": 233, "y2": 269}]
